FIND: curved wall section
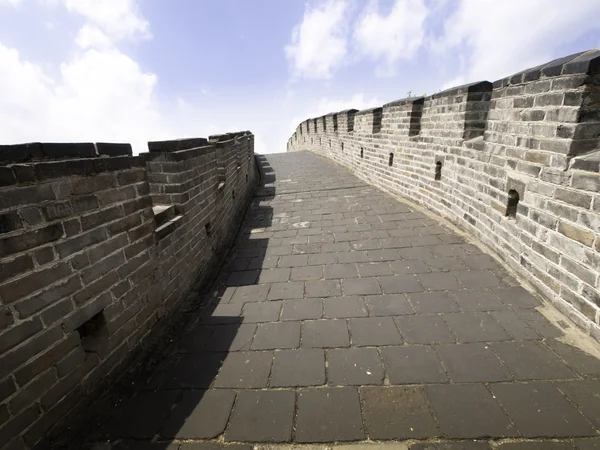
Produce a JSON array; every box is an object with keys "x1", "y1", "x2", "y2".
[{"x1": 288, "y1": 50, "x2": 600, "y2": 340}]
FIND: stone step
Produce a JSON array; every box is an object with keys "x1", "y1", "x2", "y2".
[
  {"x1": 152, "y1": 204, "x2": 175, "y2": 227},
  {"x1": 155, "y1": 215, "x2": 183, "y2": 240}
]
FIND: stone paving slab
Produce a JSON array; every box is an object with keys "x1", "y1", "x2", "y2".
[{"x1": 81, "y1": 152, "x2": 600, "y2": 448}]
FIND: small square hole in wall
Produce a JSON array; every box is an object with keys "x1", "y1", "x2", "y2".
[
  {"x1": 341, "y1": 142, "x2": 344, "y2": 152},
  {"x1": 388, "y1": 153, "x2": 394, "y2": 167},
  {"x1": 506, "y1": 190, "x2": 519, "y2": 218},
  {"x1": 360, "y1": 148, "x2": 364, "y2": 158},
  {"x1": 246, "y1": 173, "x2": 248, "y2": 182},
  {"x1": 205, "y1": 222, "x2": 212, "y2": 237},
  {"x1": 435, "y1": 161, "x2": 442, "y2": 180},
  {"x1": 76, "y1": 311, "x2": 108, "y2": 354}
]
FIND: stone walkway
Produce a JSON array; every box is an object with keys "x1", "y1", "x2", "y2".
[{"x1": 86, "y1": 152, "x2": 600, "y2": 449}]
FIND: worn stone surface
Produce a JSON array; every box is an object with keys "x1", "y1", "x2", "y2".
[{"x1": 56, "y1": 150, "x2": 600, "y2": 449}]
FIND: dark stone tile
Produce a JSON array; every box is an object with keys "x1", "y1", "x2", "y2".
[
  {"x1": 102, "y1": 391, "x2": 179, "y2": 439},
  {"x1": 495, "y1": 442, "x2": 575, "y2": 450},
  {"x1": 324, "y1": 296, "x2": 368, "y2": 318},
  {"x1": 390, "y1": 259, "x2": 431, "y2": 275},
  {"x1": 408, "y1": 291, "x2": 460, "y2": 314},
  {"x1": 295, "y1": 387, "x2": 365, "y2": 442},
  {"x1": 324, "y1": 264, "x2": 358, "y2": 279},
  {"x1": 308, "y1": 253, "x2": 337, "y2": 265},
  {"x1": 180, "y1": 445, "x2": 252, "y2": 450},
  {"x1": 278, "y1": 254, "x2": 309, "y2": 268},
  {"x1": 490, "y1": 382, "x2": 596, "y2": 437},
  {"x1": 382, "y1": 345, "x2": 447, "y2": 383},
  {"x1": 281, "y1": 298, "x2": 322, "y2": 321},
  {"x1": 180, "y1": 324, "x2": 256, "y2": 352},
  {"x1": 230, "y1": 285, "x2": 270, "y2": 303},
  {"x1": 379, "y1": 275, "x2": 424, "y2": 294},
  {"x1": 226, "y1": 270, "x2": 260, "y2": 286},
  {"x1": 493, "y1": 286, "x2": 541, "y2": 309},
  {"x1": 252, "y1": 322, "x2": 300, "y2": 350},
  {"x1": 422, "y1": 256, "x2": 468, "y2": 272},
  {"x1": 556, "y1": 380, "x2": 600, "y2": 429},
  {"x1": 436, "y1": 343, "x2": 512, "y2": 382},
  {"x1": 395, "y1": 315, "x2": 455, "y2": 344},
  {"x1": 225, "y1": 390, "x2": 294, "y2": 442},
  {"x1": 367, "y1": 249, "x2": 401, "y2": 261},
  {"x1": 575, "y1": 438, "x2": 600, "y2": 449},
  {"x1": 410, "y1": 442, "x2": 492, "y2": 450},
  {"x1": 160, "y1": 390, "x2": 235, "y2": 439},
  {"x1": 348, "y1": 317, "x2": 402, "y2": 346},
  {"x1": 270, "y1": 349, "x2": 325, "y2": 387},
  {"x1": 213, "y1": 351, "x2": 272, "y2": 388},
  {"x1": 342, "y1": 277, "x2": 382, "y2": 295},
  {"x1": 365, "y1": 294, "x2": 415, "y2": 316},
  {"x1": 459, "y1": 254, "x2": 501, "y2": 270},
  {"x1": 545, "y1": 339, "x2": 600, "y2": 377},
  {"x1": 360, "y1": 386, "x2": 438, "y2": 439},
  {"x1": 327, "y1": 347, "x2": 384, "y2": 385},
  {"x1": 163, "y1": 353, "x2": 226, "y2": 389},
  {"x1": 241, "y1": 301, "x2": 281, "y2": 322},
  {"x1": 301, "y1": 319, "x2": 349, "y2": 348},
  {"x1": 425, "y1": 384, "x2": 518, "y2": 438},
  {"x1": 490, "y1": 310, "x2": 540, "y2": 340},
  {"x1": 336, "y1": 251, "x2": 370, "y2": 263},
  {"x1": 305, "y1": 279, "x2": 342, "y2": 297},
  {"x1": 258, "y1": 268, "x2": 291, "y2": 283},
  {"x1": 200, "y1": 303, "x2": 243, "y2": 324},
  {"x1": 453, "y1": 270, "x2": 501, "y2": 288},
  {"x1": 417, "y1": 272, "x2": 461, "y2": 290},
  {"x1": 398, "y1": 247, "x2": 435, "y2": 260},
  {"x1": 491, "y1": 341, "x2": 576, "y2": 380},
  {"x1": 520, "y1": 310, "x2": 564, "y2": 338},
  {"x1": 442, "y1": 312, "x2": 511, "y2": 343},
  {"x1": 267, "y1": 281, "x2": 304, "y2": 300},
  {"x1": 357, "y1": 262, "x2": 394, "y2": 277},
  {"x1": 450, "y1": 289, "x2": 506, "y2": 311},
  {"x1": 290, "y1": 265, "x2": 323, "y2": 281}
]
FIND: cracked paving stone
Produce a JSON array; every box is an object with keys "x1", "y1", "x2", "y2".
[
  {"x1": 490, "y1": 310, "x2": 540, "y2": 340},
  {"x1": 342, "y1": 277, "x2": 382, "y2": 295},
  {"x1": 281, "y1": 298, "x2": 322, "y2": 321},
  {"x1": 160, "y1": 389, "x2": 235, "y2": 439},
  {"x1": 544, "y1": 339, "x2": 600, "y2": 377},
  {"x1": 241, "y1": 301, "x2": 282, "y2": 322},
  {"x1": 163, "y1": 353, "x2": 227, "y2": 389},
  {"x1": 360, "y1": 386, "x2": 439, "y2": 439},
  {"x1": 301, "y1": 319, "x2": 350, "y2": 348},
  {"x1": 270, "y1": 348, "x2": 325, "y2": 387},
  {"x1": 492, "y1": 286, "x2": 541, "y2": 309},
  {"x1": 305, "y1": 279, "x2": 342, "y2": 297},
  {"x1": 395, "y1": 315, "x2": 455, "y2": 344},
  {"x1": 491, "y1": 341, "x2": 575, "y2": 380},
  {"x1": 327, "y1": 347, "x2": 384, "y2": 385},
  {"x1": 295, "y1": 387, "x2": 365, "y2": 442},
  {"x1": 408, "y1": 291, "x2": 460, "y2": 314},
  {"x1": 267, "y1": 281, "x2": 304, "y2": 300},
  {"x1": 225, "y1": 390, "x2": 295, "y2": 442},
  {"x1": 425, "y1": 384, "x2": 518, "y2": 438},
  {"x1": 252, "y1": 321, "x2": 300, "y2": 350},
  {"x1": 490, "y1": 382, "x2": 596, "y2": 437},
  {"x1": 258, "y1": 268, "x2": 290, "y2": 283},
  {"x1": 381, "y1": 346, "x2": 447, "y2": 384},
  {"x1": 324, "y1": 296, "x2": 369, "y2": 318},
  {"x1": 290, "y1": 265, "x2": 323, "y2": 281},
  {"x1": 348, "y1": 317, "x2": 403, "y2": 346},
  {"x1": 213, "y1": 351, "x2": 272, "y2": 388},
  {"x1": 230, "y1": 285, "x2": 270, "y2": 303},
  {"x1": 435, "y1": 343, "x2": 512, "y2": 382},
  {"x1": 555, "y1": 379, "x2": 600, "y2": 429},
  {"x1": 102, "y1": 391, "x2": 179, "y2": 439},
  {"x1": 410, "y1": 442, "x2": 492, "y2": 450},
  {"x1": 442, "y1": 312, "x2": 511, "y2": 343},
  {"x1": 365, "y1": 294, "x2": 415, "y2": 316},
  {"x1": 278, "y1": 254, "x2": 308, "y2": 268}
]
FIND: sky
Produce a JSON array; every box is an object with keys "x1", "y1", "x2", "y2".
[{"x1": 1, "y1": 0, "x2": 600, "y2": 155}]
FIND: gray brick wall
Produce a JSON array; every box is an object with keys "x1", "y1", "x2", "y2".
[
  {"x1": 0, "y1": 136, "x2": 258, "y2": 449},
  {"x1": 288, "y1": 50, "x2": 600, "y2": 341}
]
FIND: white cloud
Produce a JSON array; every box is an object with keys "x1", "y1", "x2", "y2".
[
  {"x1": 62, "y1": 0, "x2": 150, "y2": 41},
  {"x1": 75, "y1": 25, "x2": 113, "y2": 49},
  {"x1": 285, "y1": 0, "x2": 349, "y2": 79},
  {"x1": 0, "y1": 0, "x2": 21, "y2": 5},
  {"x1": 436, "y1": 0, "x2": 600, "y2": 85},
  {"x1": 354, "y1": 0, "x2": 428, "y2": 76}
]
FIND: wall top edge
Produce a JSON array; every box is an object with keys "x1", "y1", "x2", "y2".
[
  {"x1": 356, "y1": 106, "x2": 383, "y2": 115},
  {"x1": 0, "y1": 142, "x2": 133, "y2": 164},
  {"x1": 493, "y1": 49, "x2": 600, "y2": 88}
]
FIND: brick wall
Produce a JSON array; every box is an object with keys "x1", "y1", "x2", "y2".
[
  {"x1": 288, "y1": 50, "x2": 600, "y2": 341},
  {"x1": 0, "y1": 134, "x2": 257, "y2": 450}
]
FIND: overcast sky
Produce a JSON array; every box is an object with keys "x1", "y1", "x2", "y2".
[{"x1": 1, "y1": 0, "x2": 599, "y2": 154}]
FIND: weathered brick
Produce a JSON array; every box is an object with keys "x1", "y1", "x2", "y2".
[
  {"x1": 0, "y1": 166, "x2": 16, "y2": 186},
  {"x1": 81, "y1": 252, "x2": 125, "y2": 284},
  {"x1": 55, "y1": 228, "x2": 108, "y2": 258},
  {"x1": 34, "y1": 247, "x2": 55, "y2": 265},
  {"x1": 116, "y1": 169, "x2": 146, "y2": 186},
  {"x1": 560, "y1": 256, "x2": 597, "y2": 285},
  {"x1": 127, "y1": 221, "x2": 154, "y2": 242},
  {"x1": 73, "y1": 270, "x2": 119, "y2": 305},
  {"x1": 0, "y1": 223, "x2": 63, "y2": 258},
  {"x1": 41, "y1": 298, "x2": 74, "y2": 327},
  {"x1": 62, "y1": 292, "x2": 112, "y2": 332},
  {"x1": 14, "y1": 334, "x2": 79, "y2": 386},
  {"x1": 0, "y1": 404, "x2": 41, "y2": 448},
  {"x1": 0, "y1": 262, "x2": 72, "y2": 303},
  {"x1": 0, "y1": 318, "x2": 43, "y2": 354},
  {"x1": 43, "y1": 196, "x2": 99, "y2": 221},
  {"x1": 14, "y1": 275, "x2": 82, "y2": 319},
  {"x1": 572, "y1": 172, "x2": 600, "y2": 192},
  {"x1": 0, "y1": 306, "x2": 14, "y2": 331},
  {"x1": 56, "y1": 346, "x2": 86, "y2": 377},
  {"x1": 18, "y1": 207, "x2": 44, "y2": 227},
  {"x1": 97, "y1": 185, "x2": 137, "y2": 206},
  {"x1": 81, "y1": 205, "x2": 124, "y2": 231},
  {"x1": 0, "y1": 184, "x2": 55, "y2": 210},
  {"x1": 0, "y1": 211, "x2": 22, "y2": 234},
  {"x1": 62, "y1": 218, "x2": 81, "y2": 237},
  {"x1": 557, "y1": 221, "x2": 596, "y2": 247},
  {"x1": 0, "y1": 254, "x2": 34, "y2": 284},
  {"x1": 554, "y1": 188, "x2": 592, "y2": 209},
  {"x1": 106, "y1": 213, "x2": 142, "y2": 236},
  {"x1": 0, "y1": 376, "x2": 17, "y2": 402},
  {"x1": 9, "y1": 369, "x2": 57, "y2": 414},
  {"x1": 124, "y1": 234, "x2": 153, "y2": 259},
  {"x1": 87, "y1": 234, "x2": 129, "y2": 264}
]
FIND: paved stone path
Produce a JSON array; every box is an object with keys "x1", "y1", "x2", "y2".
[{"x1": 86, "y1": 152, "x2": 600, "y2": 449}]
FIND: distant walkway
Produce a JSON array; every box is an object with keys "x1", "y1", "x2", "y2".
[{"x1": 82, "y1": 151, "x2": 600, "y2": 449}]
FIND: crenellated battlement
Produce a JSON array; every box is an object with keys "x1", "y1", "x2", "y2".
[{"x1": 288, "y1": 50, "x2": 600, "y2": 339}]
